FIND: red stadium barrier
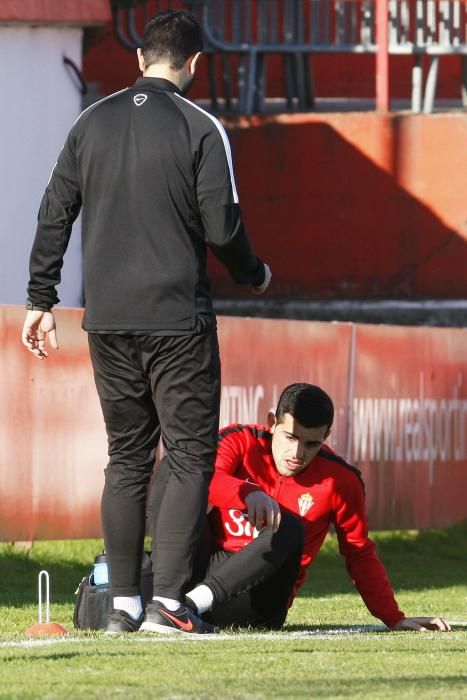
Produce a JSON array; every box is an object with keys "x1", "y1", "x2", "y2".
[
  {"x1": 1, "y1": 305, "x2": 466, "y2": 540},
  {"x1": 352, "y1": 324, "x2": 467, "y2": 529},
  {"x1": 0, "y1": 307, "x2": 106, "y2": 542}
]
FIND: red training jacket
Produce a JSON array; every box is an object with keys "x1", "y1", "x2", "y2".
[{"x1": 207, "y1": 424, "x2": 405, "y2": 628}]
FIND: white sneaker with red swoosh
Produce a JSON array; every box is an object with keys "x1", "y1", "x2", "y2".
[{"x1": 140, "y1": 601, "x2": 219, "y2": 634}]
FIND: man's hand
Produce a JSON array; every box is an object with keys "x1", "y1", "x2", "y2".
[
  {"x1": 394, "y1": 616, "x2": 451, "y2": 632},
  {"x1": 252, "y1": 263, "x2": 272, "y2": 295},
  {"x1": 244, "y1": 490, "x2": 281, "y2": 532},
  {"x1": 22, "y1": 310, "x2": 58, "y2": 360}
]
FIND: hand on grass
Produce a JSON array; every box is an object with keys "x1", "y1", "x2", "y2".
[
  {"x1": 244, "y1": 490, "x2": 281, "y2": 532},
  {"x1": 22, "y1": 310, "x2": 58, "y2": 360},
  {"x1": 394, "y1": 616, "x2": 451, "y2": 632}
]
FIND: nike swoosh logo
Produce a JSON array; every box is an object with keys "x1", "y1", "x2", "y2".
[{"x1": 158, "y1": 608, "x2": 194, "y2": 632}]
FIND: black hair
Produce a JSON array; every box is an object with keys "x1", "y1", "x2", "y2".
[
  {"x1": 142, "y1": 10, "x2": 203, "y2": 70},
  {"x1": 275, "y1": 383, "x2": 334, "y2": 430}
]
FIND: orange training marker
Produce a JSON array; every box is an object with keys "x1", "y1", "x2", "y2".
[
  {"x1": 25, "y1": 621, "x2": 67, "y2": 637},
  {"x1": 25, "y1": 570, "x2": 67, "y2": 637}
]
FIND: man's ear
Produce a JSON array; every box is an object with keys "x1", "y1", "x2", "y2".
[
  {"x1": 137, "y1": 48, "x2": 145, "y2": 73},
  {"x1": 267, "y1": 411, "x2": 277, "y2": 432},
  {"x1": 188, "y1": 51, "x2": 202, "y2": 75}
]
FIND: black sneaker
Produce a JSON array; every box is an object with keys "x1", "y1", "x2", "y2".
[
  {"x1": 140, "y1": 601, "x2": 219, "y2": 634},
  {"x1": 104, "y1": 609, "x2": 144, "y2": 634}
]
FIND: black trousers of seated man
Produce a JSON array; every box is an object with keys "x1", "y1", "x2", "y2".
[{"x1": 149, "y1": 457, "x2": 305, "y2": 630}]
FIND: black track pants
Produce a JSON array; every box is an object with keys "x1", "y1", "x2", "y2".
[
  {"x1": 150, "y1": 464, "x2": 304, "y2": 630},
  {"x1": 195, "y1": 512, "x2": 304, "y2": 629},
  {"x1": 88, "y1": 328, "x2": 220, "y2": 598}
]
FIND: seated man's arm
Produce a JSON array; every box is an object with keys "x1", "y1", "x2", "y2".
[
  {"x1": 208, "y1": 426, "x2": 280, "y2": 532},
  {"x1": 332, "y1": 474, "x2": 449, "y2": 631},
  {"x1": 208, "y1": 427, "x2": 263, "y2": 510}
]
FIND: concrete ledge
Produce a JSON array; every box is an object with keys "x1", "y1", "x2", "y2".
[{"x1": 213, "y1": 299, "x2": 467, "y2": 328}]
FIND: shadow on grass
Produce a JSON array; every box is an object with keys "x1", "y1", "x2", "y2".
[
  {"x1": 1, "y1": 521, "x2": 466, "y2": 607},
  {"x1": 338, "y1": 676, "x2": 466, "y2": 697},
  {"x1": 299, "y1": 520, "x2": 467, "y2": 599},
  {"x1": 265, "y1": 676, "x2": 467, "y2": 697},
  {"x1": 1, "y1": 648, "x2": 130, "y2": 663},
  {"x1": 0, "y1": 539, "x2": 102, "y2": 607}
]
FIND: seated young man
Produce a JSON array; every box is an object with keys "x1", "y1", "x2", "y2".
[{"x1": 178, "y1": 383, "x2": 450, "y2": 632}]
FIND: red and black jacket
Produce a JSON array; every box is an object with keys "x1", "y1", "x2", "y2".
[{"x1": 208, "y1": 423, "x2": 405, "y2": 628}]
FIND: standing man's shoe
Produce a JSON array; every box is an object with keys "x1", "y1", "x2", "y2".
[
  {"x1": 140, "y1": 601, "x2": 219, "y2": 634},
  {"x1": 105, "y1": 609, "x2": 144, "y2": 634}
]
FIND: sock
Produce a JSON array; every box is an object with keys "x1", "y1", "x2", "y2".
[
  {"x1": 185, "y1": 585, "x2": 214, "y2": 614},
  {"x1": 113, "y1": 595, "x2": 142, "y2": 620},
  {"x1": 152, "y1": 596, "x2": 181, "y2": 612}
]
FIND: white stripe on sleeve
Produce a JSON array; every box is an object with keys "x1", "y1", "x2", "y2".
[{"x1": 174, "y1": 93, "x2": 239, "y2": 204}]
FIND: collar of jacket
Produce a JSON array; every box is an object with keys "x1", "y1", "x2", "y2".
[{"x1": 132, "y1": 76, "x2": 182, "y2": 94}]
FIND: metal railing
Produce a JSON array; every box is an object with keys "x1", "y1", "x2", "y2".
[{"x1": 112, "y1": 0, "x2": 467, "y2": 114}]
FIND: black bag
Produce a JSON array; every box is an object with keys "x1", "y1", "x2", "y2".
[{"x1": 73, "y1": 551, "x2": 153, "y2": 630}]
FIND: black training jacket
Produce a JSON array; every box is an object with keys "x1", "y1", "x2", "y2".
[{"x1": 27, "y1": 77, "x2": 265, "y2": 332}]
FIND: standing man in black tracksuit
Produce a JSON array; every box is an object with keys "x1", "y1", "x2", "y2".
[{"x1": 22, "y1": 10, "x2": 271, "y2": 634}]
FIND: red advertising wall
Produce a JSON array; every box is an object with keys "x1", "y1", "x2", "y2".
[
  {"x1": 0, "y1": 308, "x2": 107, "y2": 541},
  {"x1": 352, "y1": 325, "x2": 467, "y2": 528},
  {"x1": 1, "y1": 305, "x2": 466, "y2": 541}
]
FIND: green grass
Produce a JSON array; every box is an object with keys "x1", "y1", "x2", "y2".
[{"x1": 1, "y1": 524, "x2": 466, "y2": 699}]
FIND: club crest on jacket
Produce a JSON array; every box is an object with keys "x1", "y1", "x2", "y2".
[{"x1": 298, "y1": 492, "x2": 314, "y2": 516}]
